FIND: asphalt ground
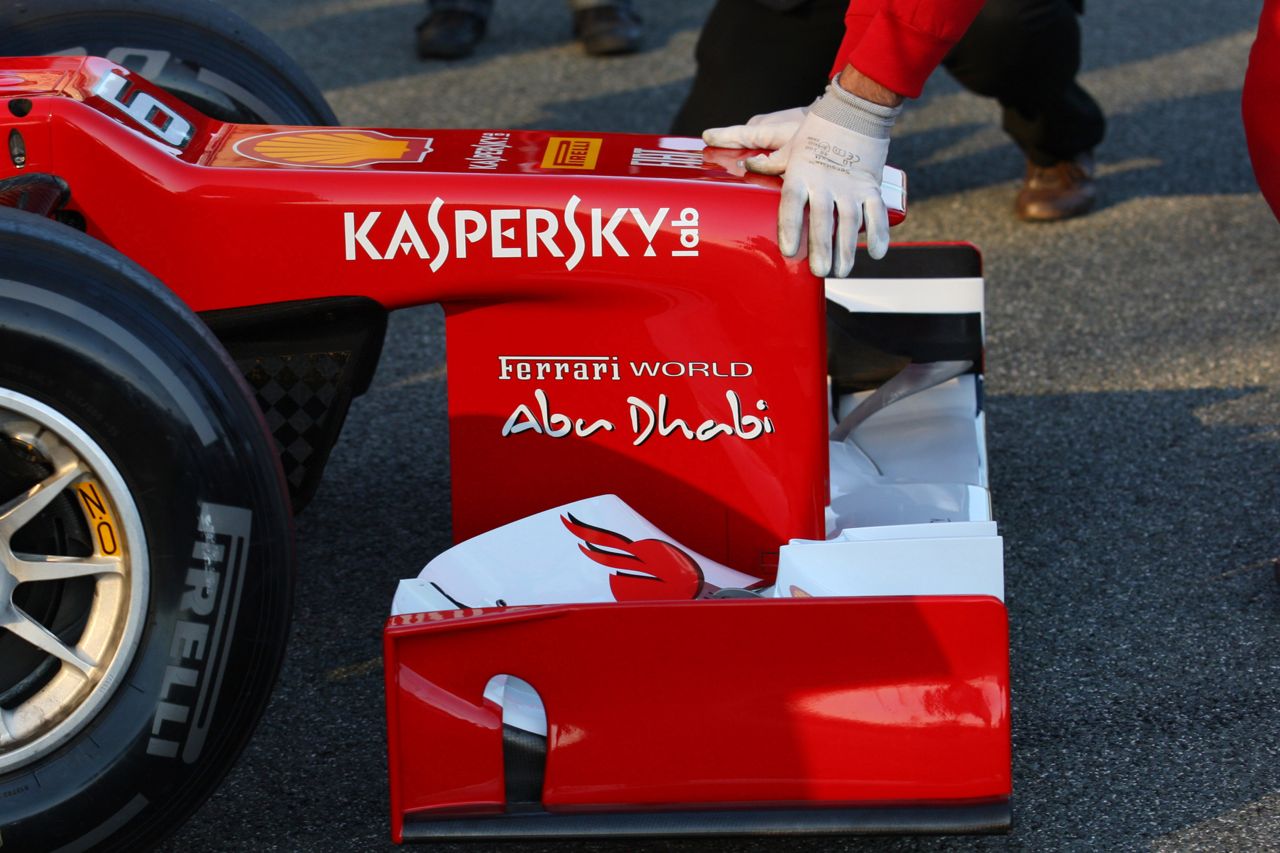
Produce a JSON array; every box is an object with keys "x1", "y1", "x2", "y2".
[{"x1": 164, "y1": 1, "x2": 1280, "y2": 850}]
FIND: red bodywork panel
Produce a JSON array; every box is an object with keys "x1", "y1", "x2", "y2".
[
  {"x1": 0, "y1": 56, "x2": 884, "y2": 573},
  {"x1": 384, "y1": 597, "x2": 1010, "y2": 840},
  {"x1": 0, "y1": 57, "x2": 1008, "y2": 838}
]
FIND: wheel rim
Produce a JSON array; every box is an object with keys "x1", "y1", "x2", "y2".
[{"x1": 0, "y1": 388, "x2": 148, "y2": 772}]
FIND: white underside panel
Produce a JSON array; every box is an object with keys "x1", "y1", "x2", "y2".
[
  {"x1": 824, "y1": 276, "x2": 984, "y2": 314},
  {"x1": 832, "y1": 374, "x2": 987, "y2": 514},
  {"x1": 783, "y1": 373, "x2": 1002, "y2": 601}
]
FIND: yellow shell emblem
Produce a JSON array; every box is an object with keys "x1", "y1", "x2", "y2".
[{"x1": 233, "y1": 129, "x2": 433, "y2": 168}]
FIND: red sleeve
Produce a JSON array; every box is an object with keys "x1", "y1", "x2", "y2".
[
  {"x1": 828, "y1": 0, "x2": 987, "y2": 99},
  {"x1": 1244, "y1": 0, "x2": 1280, "y2": 220}
]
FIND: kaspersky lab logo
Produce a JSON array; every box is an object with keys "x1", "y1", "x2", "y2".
[
  {"x1": 233, "y1": 129, "x2": 433, "y2": 168},
  {"x1": 343, "y1": 198, "x2": 702, "y2": 271}
]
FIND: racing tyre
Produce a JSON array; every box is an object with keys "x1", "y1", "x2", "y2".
[
  {"x1": 0, "y1": 207, "x2": 295, "y2": 852},
  {"x1": 0, "y1": 0, "x2": 337, "y2": 125}
]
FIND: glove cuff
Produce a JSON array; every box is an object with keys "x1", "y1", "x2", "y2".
[{"x1": 810, "y1": 76, "x2": 902, "y2": 140}]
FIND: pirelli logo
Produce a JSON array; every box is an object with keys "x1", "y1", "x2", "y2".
[
  {"x1": 540, "y1": 136, "x2": 602, "y2": 170},
  {"x1": 147, "y1": 503, "x2": 252, "y2": 764}
]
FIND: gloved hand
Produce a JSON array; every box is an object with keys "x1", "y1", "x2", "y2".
[
  {"x1": 707, "y1": 78, "x2": 901, "y2": 278},
  {"x1": 702, "y1": 103, "x2": 811, "y2": 151}
]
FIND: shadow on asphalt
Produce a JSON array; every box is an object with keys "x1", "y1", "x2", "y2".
[
  {"x1": 887, "y1": 87, "x2": 1258, "y2": 209},
  {"x1": 254, "y1": 0, "x2": 708, "y2": 94}
]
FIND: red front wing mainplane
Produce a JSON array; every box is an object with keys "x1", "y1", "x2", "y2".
[{"x1": 0, "y1": 7, "x2": 1008, "y2": 848}]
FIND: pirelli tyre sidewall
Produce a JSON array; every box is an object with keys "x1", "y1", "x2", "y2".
[
  {"x1": 0, "y1": 209, "x2": 294, "y2": 852},
  {"x1": 0, "y1": 0, "x2": 337, "y2": 126}
]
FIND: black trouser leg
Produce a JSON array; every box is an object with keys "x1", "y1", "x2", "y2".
[
  {"x1": 427, "y1": 0, "x2": 493, "y2": 15},
  {"x1": 670, "y1": 0, "x2": 847, "y2": 135},
  {"x1": 942, "y1": 0, "x2": 1105, "y2": 165},
  {"x1": 672, "y1": 0, "x2": 1105, "y2": 163}
]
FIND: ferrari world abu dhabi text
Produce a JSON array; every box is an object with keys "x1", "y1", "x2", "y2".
[
  {"x1": 498, "y1": 356, "x2": 753, "y2": 381},
  {"x1": 343, "y1": 197, "x2": 700, "y2": 271},
  {"x1": 502, "y1": 388, "x2": 775, "y2": 446}
]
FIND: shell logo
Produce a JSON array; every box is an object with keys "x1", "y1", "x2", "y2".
[{"x1": 233, "y1": 129, "x2": 434, "y2": 168}]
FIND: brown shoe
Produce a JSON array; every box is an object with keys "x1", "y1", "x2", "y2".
[
  {"x1": 573, "y1": 5, "x2": 642, "y2": 56},
  {"x1": 1015, "y1": 153, "x2": 1097, "y2": 222},
  {"x1": 416, "y1": 10, "x2": 487, "y2": 60}
]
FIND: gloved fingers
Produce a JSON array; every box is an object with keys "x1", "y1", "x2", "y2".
[
  {"x1": 833, "y1": 193, "x2": 860, "y2": 278},
  {"x1": 754, "y1": 121, "x2": 802, "y2": 148},
  {"x1": 862, "y1": 192, "x2": 891, "y2": 260},
  {"x1": 702, "y1": 146, "x2": 780, "y2": 186},
  {"x1": 746, "y1": 106, "x2": 808, "y2": 128},
  {"x1": 703, "y1": 122, "x2": 796, "y2": 150},
  {"x1": 807, "y1": 190, "x2": 836, "y2": 277},
  {"x1": 743, "y1": 147, "x2": 790, "y2": 176},
  {"x1": 702, "y1": 124, "x2": 751, "y2": 149},
  {"x1": 776, "y1": 180, "x2": 808, "y2": 258},
  {"x1": 738, "y1": 171, "x2": 782, "y2": 190}
]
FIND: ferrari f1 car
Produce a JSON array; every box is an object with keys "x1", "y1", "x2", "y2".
[{"x1": 0, "y1": 2, "x2": 1008, "y2": 849}]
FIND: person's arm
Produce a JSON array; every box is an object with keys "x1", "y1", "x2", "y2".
[
  {"x1": 703, "y1": 1, "x2": 987, "y2": 277},
  {"x1": 830, "y1": 0, "x2": 987, "y2": 99},
  {"x1": 835, "y1": 63, "x2": 903, "y2": 107},
  {"x1": 737, "y1": 71, "x2": 902, "y2": 277}
]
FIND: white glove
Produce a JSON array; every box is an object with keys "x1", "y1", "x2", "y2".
[
  {"x1": 739, "y1": 79, "x2": 901, "y2": 278},
  {"x1": 702, "y1": 103, "x2": 812, "y2": 150}
]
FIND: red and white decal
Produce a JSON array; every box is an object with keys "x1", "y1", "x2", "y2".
[
  {"x1": 561, "y1": 512, "x2": 707, "y2": 601},
  {"x1": 500, "y1": 388, "x2": 775, "y2": 446},
  {"x1": 92, "y1": 69, "x2": 193, "y2": 149},
  {"x1": 497, "y1": 355, "x2": 753, "y2": 382},
  {"x1": 630, "y1": 147, "x2": 704, "y2": 169},
  {"x1": 390, "y1": 495, "x2": 760, "y2": 614},
  {"x1": 343, "y1": 197, "x2": 700, "y2": 269},
  {"x1": 233, "y1": 129, "x2": 433, "y2": 168},
  {"x1": 466, "y1": 131, "x2": 511, "y2": 170},
  {"x1": 539, "y1": 136, "x2": 602, "y2": 170},
  {"x1": 493, "y1": 354, "x2": 773, "y2": 446}
]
